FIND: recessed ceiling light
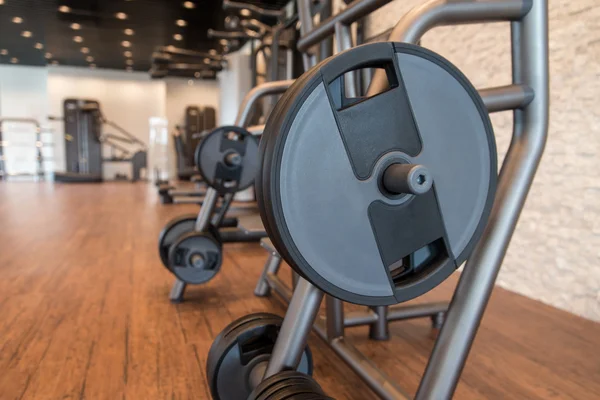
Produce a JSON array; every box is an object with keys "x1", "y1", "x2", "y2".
[
  {"x1": 10, "y1": 57, "x2": 18, "y2": 64},
  {"x1": 81, "y1": 47, "x2": 90, "y2": 54},
  {"x1": 126, "y1": 59, "x2": 134, "y2": 65},
  {"x1": 1, "y1": 49, "x2": 8, "y2": 56},
  {"x1": 115, "y1": 12, "x2": 128, "y2": 20},
  {"x1": 86, "y1": 56, "x2": 94, "y2": 62},
  {"x1": 173, "y1": 34, "x2": 183, "y2": 41},
  {"x1": 0, "y1": 1, "x2": 5, "y2": 5},
  {"x1": 176, "y1": 19, "x2": 187, "y2": 27},
  {"x1": 203, "y1": 58, "x2": 210, "y2": 64},
  {"x1": 58, "y1": 5, "x2": 70, "y2": 13},
  {"x1": 45, "y1": 52, "x2": 52, "y2": 58},
  {"x1": 121, "y1": 40, "x2": 131, "y2": 47},
  {"x1": 73, "y1": 36, "x2": 83, "y2": 43},
  {"x1": 21, "y1": 31, "x2": 33, "y2": 38},
  {"x1": 209, "y1": 49, "x2": 217, "y2": 55},
  {"x1": 70, "y1": 23, "x2": 81, "y2": 30},
  {"x1": 194, "y1": 72, "x2": 200, "y2": 78},
  {"x1": 124, "y1": 28, "x2": 134, "y2": 36},
  {"x1": 183, "y1": 1, "x2": 195, "y2": 9},
  {"x1": 34, "y1": 43, "x2": 43, "y2": 50},
  {"x1": 12, "y1": 17, "x2": 23, "y2": 24},
  {"x1": 124, "y1": 51, "x2": 132, "y2": 57},
  {"x1": 219, "y1": 39, "x2": 228, "y2": 46},
  {"x1": 240, "y1": 9, "x2": 251, "y2": 17}
]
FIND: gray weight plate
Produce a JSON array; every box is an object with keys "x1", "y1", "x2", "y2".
[
  {"x1": 195, "y1": 125, "x2": 260, "y2": 193},
  {"x1": 261, "y1": 42, "x2": 497, "y2": 306},
  {"x1": 168, "y1": 231, "x2": 222, "y2": 284},
  {"x1": 206, "y1": 313, "x2": 313, "y2": 400}
]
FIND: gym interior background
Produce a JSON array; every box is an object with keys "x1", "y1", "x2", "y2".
[{"x1": 0, "y1": 0, "x2": 598, "y2": 399}]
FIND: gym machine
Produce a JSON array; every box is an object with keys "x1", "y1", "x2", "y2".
[
  {"x1": 205, "y1": 0, "x2": 549, "y2": 399},
  {"x1": 53, "y1": 99, "x2": 147, "y2": 183}
]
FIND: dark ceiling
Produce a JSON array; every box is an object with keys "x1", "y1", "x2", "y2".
[{"x1": 0, "y1": 0, "x2": 290, "y2": 71}]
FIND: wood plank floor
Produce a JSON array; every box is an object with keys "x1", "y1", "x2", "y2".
[{"x1": 0, "y1": 182, "x2": 598, "y2": 400}]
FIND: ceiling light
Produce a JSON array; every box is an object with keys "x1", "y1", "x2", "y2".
[
  {"x1": 81, "y1": 47, "x2": 90, "y2": 54},
  {"x1": 45, "y1": 52, "x2": 52, "y2": 58},
  {"x1": 173, "y1": 34, "x2": 183, "y2": 41},
  {"x1": 115, "y1": 12, "x2": 128, "y2": 20},
  {"x1": 73, "y1": 36, "x2": 83, "y2": 43},
  {"x1": 12, "y1": 17, "x2": 23, "y2": 24},
  {"x1": 86, "y1": 56, "x2": 94, "y2": 62},
  {"x1": 183, "y1": 1, "x2": 195, "y2": 9},
  {"x1": 209, "y1": 49, "x2": 217, "y2": 55},
  {"x1": 124, "y1": 28, "x2": 134, "y2": 36},
  {"x1": 34, "y1": 43, "x2": 43, "y2": 50},
  {"x1": 21, "y1": 31, "x2": 32, "y2": 38},
  {"x1": 121, "y1": 40, "x2": 131, "y2": 47},
  {"x1": 1, "y1": 49, "x2": 8, "y2": 56},
  {"x1": 240, "y1": 9, "x2": 251, "y2": 17},
  {"x1": 176, "y1": 19, "x2": 187, "y2": 27},
  {"x1": 126, "y1": 59, "x2": 134, "y2": 65},
  {"x1": 124, "y1": 51, "x2": 132, "y2": 57},
  {"x1": 10, "y1": 57, "x2": 18, "y2": 64},
  {"x1": 70, "y1": 23, "x2": 81, "y2": 30},
  {"x1": 194, "y1": 72, "x2": 200, "y2": 78},
  {"x1": 203, "y1": 58, "x2": 210, "y2": 64},
  {"x1": 0, "y1": 1, "x2": 5, "y2": 5},
  {"x1": 58, "y1": 5, "x2": 70, "y2": 13},
  {"x1": 219, "y1": 39, "x2": 228, "y2": 46}
]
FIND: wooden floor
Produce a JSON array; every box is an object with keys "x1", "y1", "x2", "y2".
[{"x1": 0, "y1": 183, "x2": 599, "y2": 400}]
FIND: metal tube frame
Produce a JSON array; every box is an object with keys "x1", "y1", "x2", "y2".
[
  {"x1": 258, "y1": 0, "x2": 549, "y2": 399},
  {"x1": 168, "y1": 78, "x2": 293, "y2": 301}
]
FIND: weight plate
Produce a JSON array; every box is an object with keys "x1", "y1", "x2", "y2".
[
  {"x1": 157, "y1": 214, "x2": 197, "y2": 269},
  {"x1": 260, "y1": 42, "x2": 497, "y2": 306},
  {"x1": 168, "y1": 231, "x2": 222, "y2": 284},
  {"x1": 195, "y1": 125, "x2": 260, "y2": 193},
  {"x1": 248, "y1": 371, "x2": 331, "y2": 400},
  {"x1": 207, "y1": 313, "x2": 313, "y2": 400}
]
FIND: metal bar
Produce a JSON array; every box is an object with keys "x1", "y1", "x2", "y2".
[
  {"x1": 195, "y1": 188, "x2": 219, "y2": 232},
  {"x1": 222, "y1": 0, "x2": 284, "y2": 19},
  {"x1": 344, "y1": 309, "x2": 378, "y2": 327},
  {"x1": 334, "y1": 22, "x2": 358, "y2": 98},
  {"x1": 255, "y1": 252, "x2": 283, "y2": 297},
  {"x1": 263, "y1": 279, "x2": 324, "y2": 379},
  {"x1": 297, "y1": 0, "x2": 318, "y2": 70},
  {"x1": 326, "y1": 297, "x2": 345, "y2": 339},
  {"x1": 265, "y1": 273, "x2": 293, "y2": 302},
  {"x1": 247, "y1": 124, "x2": 265, "y2": 135},
  {"x1": 235, "y1": 80, "x2": 295, "y2": 127},
  {"x1": 387, "y1": 302, "x2": 448, "y2": 322},
  {"x1": 481, "y1": 84, "x2": 534, "y2": 112},
  {"x1": 369, "y1": 306, "x2": 389, "y2": 341},
  {"x1": 297, "y1": 0, "x2": 395, "y2": 52},
  {"x1": 415, "y1": 0, "x2": 548, "y2": 398},
  {"x1": 169, "y1": 279, "x2": 187, "y2": 303},
  {"x1": 368, "y1": 0, "x2": 532, "y2": 95}
]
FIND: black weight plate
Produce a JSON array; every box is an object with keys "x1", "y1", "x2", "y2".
[
  {"x1": 249, "y1": 371, "x2": 332, "y2": 400},
  {"x1": 168, "y1": 231, "x2": 222, "y2": 284},
  {"x1": 260, "y1": 42, "x2": 497, "y2": 306},
  {"x1": 158, "y1": 214, "x2": 197, "y2": 269},
  {"x1": 206, "y1": 313, "x2": 313, "y2": 400},
  {"x1": 196, "y1": 125, "x2": 260, "y2": 194}
]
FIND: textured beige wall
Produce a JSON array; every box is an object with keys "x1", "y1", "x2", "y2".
[{"x1": 346, "y1": 0, "x2": 600, "y2": 321}]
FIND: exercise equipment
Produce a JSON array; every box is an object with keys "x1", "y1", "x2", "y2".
[
  {"x1": 0, "y1": 118, "x2": 52, "y2": 181},
  {"x1": 206, "y1": 313, "x2": 313, "y2": 400},
  {"x1": 248, "y1": 372, "x2": 331, "y2": 400},
  {"x1": 210, "y1": 0, "x2": 549, "y2": 398}
]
